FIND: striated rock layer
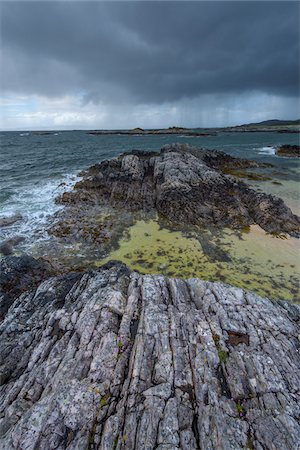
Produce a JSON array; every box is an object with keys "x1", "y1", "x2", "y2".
[
  {"x1": 57, "y1": 144, "x2": 300, "y2": 238},
  {"x1": 0, "y1": 261, "x2": 299, "y2": 449}
]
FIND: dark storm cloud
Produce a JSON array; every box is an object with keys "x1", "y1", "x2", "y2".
[{"x1": 1, "y1": 1, "x2": 299, "y2": 104}]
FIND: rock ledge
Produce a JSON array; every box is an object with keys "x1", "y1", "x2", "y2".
[{"x1": 0, "y1": 261, "x2": 299, "y2": 450}]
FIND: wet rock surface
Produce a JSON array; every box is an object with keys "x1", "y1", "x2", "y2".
[
  {"x1": 0, "y1": 256, "x2": 53, "y2": 321},
  {"x1": 276, "y1": 145, "x2": 300, "y2": 158},
  {"x1": 0, "y1": 260, "x2": 299, "y2": 450},
  {"x1": 55, "y1": 144, "x2": 300, "y2": 238},
  {"x1": 0, "y1": 236, "x2": 25, "y2": 256}
]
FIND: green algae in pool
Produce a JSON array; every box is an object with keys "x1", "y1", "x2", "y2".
[{"x1": 101, "y1": 219, "x2": 300, "y2": 303}]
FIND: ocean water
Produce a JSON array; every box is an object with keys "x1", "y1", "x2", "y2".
[
  {"x1": 1, "y1": 130, "x2": 299, "y2": 230},
  {"x1": 0, "y1": 130, "x2": 299, "y2": 301}
]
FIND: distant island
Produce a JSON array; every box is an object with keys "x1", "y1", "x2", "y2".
[
  {"x1": 87, "y1": 119, "x2": 300, "y2": 136},
  {"x1": 88, "y1": 126, "x2": 217, "y2": 137}
]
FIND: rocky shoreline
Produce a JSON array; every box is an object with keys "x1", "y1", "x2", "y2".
[
  {"x1": 0, "y1": 260, "x2": 299, "y2": 449},
  {"x1": 1, "y1": 143, "x2": 299, "y2": 261},
  {"x1": 0, "y1": 144, "x2": 299, "y2": 449},
  {"x1": 55, "y1": 144, "x2": 299, "y2": 241}
]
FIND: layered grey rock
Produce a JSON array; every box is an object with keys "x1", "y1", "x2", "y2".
[
  {"x1": 56, "y1": 144, "x2": 300, "y2": 237},
  {"x1": 0, "y1": 261, "x2": 299, "y2": 449}
]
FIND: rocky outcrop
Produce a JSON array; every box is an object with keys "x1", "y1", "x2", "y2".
[
  {"x1": 276, "y1": 145, "x2": 300, "y2": 158},
  {"x1": 0, "y1": 236, "x2": 25, "y2": 256},
  {"x1": 56, "y1": 144, "x2": 300, "y2": 238},
  {"x1": 0, "y1": 261, "x2": 299, "y2": 449},
  {"x1": 0, "y1": 256, "x2": 53, "y2": 321}
]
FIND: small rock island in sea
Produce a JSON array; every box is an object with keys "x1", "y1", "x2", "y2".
[
  {"x1": 56, "y1": 143, "x2": 299, "y2": 236},
  {"x1": 276, "y1": 144, "x2": 300, "y2": 158},
  {"x1": 0, "y1": 144, "x2": 299, "y2": 449}
]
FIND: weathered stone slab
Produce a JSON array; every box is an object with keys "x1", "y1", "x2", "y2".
[{"x1": 0, "y1": 261, "x2": 299, "y2": 449}]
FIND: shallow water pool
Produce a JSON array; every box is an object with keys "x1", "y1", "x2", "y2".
[{"x1": 101, "y1": 219, "x2": 300, "y2": 303}]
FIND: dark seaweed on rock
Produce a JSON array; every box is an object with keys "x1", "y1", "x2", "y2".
[
  {"x1": 0, "y1": 256, "x2": 54, "y2": 320},
  {"x1": 0, "y1": 260, "x2": 299, "y2": 449},
  {"x1": 57, "y1": 144, "x2": 300, "y2": 237}
]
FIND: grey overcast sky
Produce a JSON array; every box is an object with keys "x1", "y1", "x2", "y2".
[{"x1": 0, "y1": 1, "x2": 299, "y2": 130}]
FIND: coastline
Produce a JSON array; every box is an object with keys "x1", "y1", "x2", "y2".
[
  {"x1": 2, "y1": 0, "x2": 299, "y2": 447},
  {"x1": 0, "y1": 141, "x2": 299, "y2": 302},
  {"x1": 86, "y1": 121, "x2": 300, "y2": 137},
  {"x1": 0, "y1": 141, "x2": 299, "y2": 449}
]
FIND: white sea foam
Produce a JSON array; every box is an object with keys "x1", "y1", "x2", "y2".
[
  {"x1": 0, "y1": 173, "x2": 81, "y2": 247},
  {"x1": 178, "y1": 135, "x2": 199, "y2": 138},
  {"x1": 258, "y1": 146, "x2": 276, "y2": 155},
  {"x1": 19, "y1": 133, "x2": 30, "y2": 137}
]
